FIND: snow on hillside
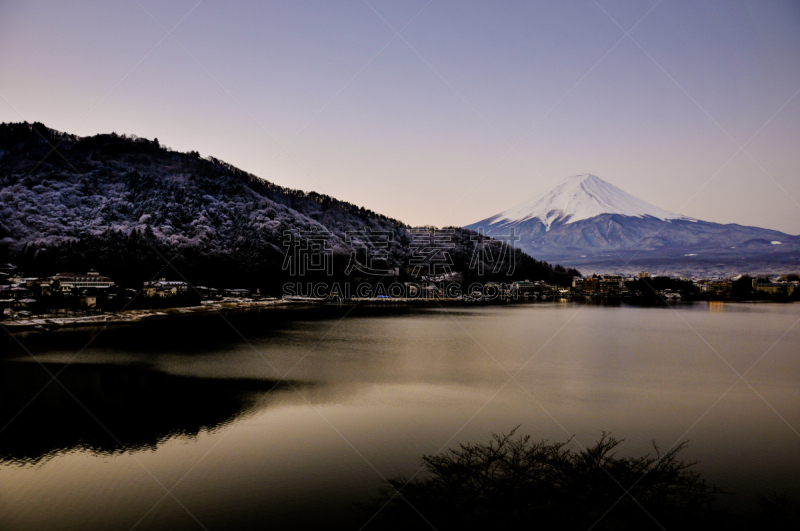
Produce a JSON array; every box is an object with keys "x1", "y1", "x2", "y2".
[
  {"x1": 0, "y1": 122, "x2": 582, "y2": 287},
  {"x1": 490, "y1": 174, "x2": 692, "y2": 230}
]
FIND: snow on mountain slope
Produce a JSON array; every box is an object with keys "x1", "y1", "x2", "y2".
[
  {"x1": 463, "y1": 173, "x2": 799, "y2": 275},
  {"x1": 489, "y1": 174, "x2": 692, "y2": 230}
]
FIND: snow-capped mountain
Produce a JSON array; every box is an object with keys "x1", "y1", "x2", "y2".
[
  {"x1": 487, "y1": 174, "x2": 691, "y2": 230},
  {"x1": 465, "y1": 174, "x2": 799, "y2": 276}
]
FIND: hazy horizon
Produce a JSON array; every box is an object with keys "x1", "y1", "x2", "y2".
[{"x1": 2, "y1": 0, "x2": 799, "y2": 233}]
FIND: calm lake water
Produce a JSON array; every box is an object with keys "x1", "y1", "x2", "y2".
[{"x1": 1, "y1": 302, "x2": 799, "y2": 530}]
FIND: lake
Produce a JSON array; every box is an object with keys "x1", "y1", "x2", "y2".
[{"x1": 1, "y1": 301, "x2": 799, "y2": 530}]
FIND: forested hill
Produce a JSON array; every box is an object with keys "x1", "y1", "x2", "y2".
[{"x1": 0, "y1": 122, "x2": 578, "y2": 292}]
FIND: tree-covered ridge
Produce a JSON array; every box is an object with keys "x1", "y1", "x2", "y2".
[
  {"x1": 1, "y1": 122, "x2": 578, "y2": 290},
  {"x1": 0, "y1": 122, "x2": 401, "y2": 248}
]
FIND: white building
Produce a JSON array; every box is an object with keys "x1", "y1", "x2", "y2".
[{"x1": 50, "y1": 271, "x2": 115, "y2": 291}]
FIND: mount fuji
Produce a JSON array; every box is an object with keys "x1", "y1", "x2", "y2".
[{"x1": 465, "y1": 174, "x2": 800, "y2": 276}]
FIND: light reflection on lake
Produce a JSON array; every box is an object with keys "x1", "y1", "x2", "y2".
[{"x1": 0, "y1": 302, "x2": 798, "y2": 530}]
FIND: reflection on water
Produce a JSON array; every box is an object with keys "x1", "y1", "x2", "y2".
[
  {"x1": 709, "y1": 301, "x2": 725, "y2": 312},
  {"x1": 0, "y1": 362, "x2": 293, "y2": 464},
  {"x1": 0, "y1": 305, "x2": 422, "y2": 357}
]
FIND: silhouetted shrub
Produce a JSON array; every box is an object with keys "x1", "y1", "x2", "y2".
[{"x1": 367, "y1": 429, "x2": 722, "y2": 530}]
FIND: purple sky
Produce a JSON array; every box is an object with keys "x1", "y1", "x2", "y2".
[{"x1": 1, "y1": 0, "x2": 799, "y2": 233}]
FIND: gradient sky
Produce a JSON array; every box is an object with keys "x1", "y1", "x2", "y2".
[{"x1": 1, "y1": 0, "x2": 799, "y2": 233}]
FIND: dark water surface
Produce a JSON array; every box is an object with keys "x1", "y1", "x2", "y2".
[{"x1": 1, "y1": 302, "x2": 798, "y2": 530}]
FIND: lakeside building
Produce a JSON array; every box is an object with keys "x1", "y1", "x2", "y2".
[
  {"x1": 598, "y1": 275, "x2": 624, "y2": 296},
  {"x1": 223, "y1": 288, "x2": 251, "y2": 298},
  {"x1": 50, "y1": 271, "x2": 115, "y2": 292},
  {"x1": 752, "y1": 280, "x2": 798, "y2": 296},
  {"x1": 582, "y1": 278, "x2": 599, "y2": 293},
  {"x1": 143, "y1": 279, "x2": 189, "y2": 298},
  {"x1": 571, "y1": 277, "x2": 584, "y2": 293},
  {"x1": 0, "y1": 285, "x2": 32, "y2": 299},
  {"x1": 29, "y1": 280, "x2": 54, "y2": 297},
  {"x1": 569, "y1": 275, "x2": 626, "y2": 296},
  {"x1": 701, "y1": 281, "x2": 731, "y2": 295},
  {"x1": 196, "y1": 286, "x2": 220, "y2": 299},
  {"x1": 7, "y1": 275, "x2": 38, "y2": 286},
  {"x1": 510, "y1": 280, "x2": 537, "y2": 295}
]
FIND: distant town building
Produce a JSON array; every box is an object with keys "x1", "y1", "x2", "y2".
[
  {"x1": 582, "y1": 278, "x2": 599, "y2": 293},
  {"x1": 196, "y1": 286, "x2": 220, "y2": 299},
  {"x1": 752, "y1": 280, "x2": 797, "y2": 296},
  {"x1": 142, "y1": 279, "x2": 189, "y2": 297},
  {"x1": 571, "y1": 278, "x2": 584, "y2": 293},
  {"x1": 29, "y1": 279, "x2": 54, "y2": 297},
  {"x1": 223, "y1": 288, "x2": 251, "y2": 298},
  {"x1": 50, "y1": 271, "x2": 115, "y2": 291},
  {"x1": 598, "y1": 275, "x2": 624, "y2": 296},
  {"x1": 511, "y1": 280, "x2": 536, "y2": 295},
  {"x1": 0, "y1": 285, "x2": 32, "y2": 299},
  {"x1": 703, "y1": 281, "x2": 731, "y2": 295}
]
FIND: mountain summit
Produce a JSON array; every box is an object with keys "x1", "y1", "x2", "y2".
[
  {"x1": 488, "y1": 174, "x2": 690, "y2": 230},
  {"x1": 465, "y1": 174, "x2": 798, "y2": 276}
]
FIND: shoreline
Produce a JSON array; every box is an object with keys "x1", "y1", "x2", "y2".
[
  {"x1": 2, "y1": 296, "x2": 794, "y2": 333},
  {"x1": 1, "y1": 297, "x2": 467, "y2": 332},
  {"x1": 2, "y1": 299, "x2": 291, "y2": 332}
]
